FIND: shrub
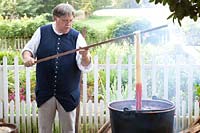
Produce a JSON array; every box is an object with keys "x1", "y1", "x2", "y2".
[
  {"x1": 0, "y1": 14, "x2": 49, "y2": 38},
  {"x1": 0, "y1": 50, "x2": 23, "y2": 65},
  {"x1": 73, "y1": 21, "x2": 103, "y2": 44},
  {"x1": 107, "y1": 18, "x2": 151, "y2": 38}
]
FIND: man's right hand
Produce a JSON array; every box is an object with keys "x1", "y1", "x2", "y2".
[{"x1": 22, "y1": 51, "x2": 35, "y2": 67}]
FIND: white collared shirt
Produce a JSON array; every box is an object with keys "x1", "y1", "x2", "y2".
[{"x1": 22, "y1": 23, "x2": 92, "y2": 72}]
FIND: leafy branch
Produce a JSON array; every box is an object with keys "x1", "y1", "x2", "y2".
[{"x1": 136, "y1": 0, "x2": 200, "y2": 26}]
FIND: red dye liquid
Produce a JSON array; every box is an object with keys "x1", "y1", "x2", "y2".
[{"x1": 136, "y1": 83, "x2": 142, "y2": 110}]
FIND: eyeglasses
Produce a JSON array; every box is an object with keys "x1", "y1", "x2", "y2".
[{"x1": 59, "y1": 16, "x2": 74, "y2": 24}]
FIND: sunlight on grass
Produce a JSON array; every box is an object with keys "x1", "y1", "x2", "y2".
[{"x1": 78, "y1": 16, "x2": 125, "y2": 32}]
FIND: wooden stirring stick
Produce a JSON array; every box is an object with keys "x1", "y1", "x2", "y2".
[
  {"x1": 35, "y1": 32, "x2": 134, "y2": 64},
  {"x1": 35, "y1": 25, "x2": 168, "y2": 64}
]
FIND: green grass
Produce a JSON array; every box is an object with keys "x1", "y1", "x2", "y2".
[{"x1": 76, "y1": 16, "x2": 123, "y2": 32}]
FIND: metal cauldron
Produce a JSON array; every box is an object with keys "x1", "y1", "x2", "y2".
[
  {"x1": 0, "y1": 119, "x2": 18, "y2": 133},
  {"x1": 108, "y1": 99, "x2": 175, "y2": 133}
]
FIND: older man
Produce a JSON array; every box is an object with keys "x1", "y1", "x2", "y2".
[{"x1": 22, "y1": 3, "x2": 92, "y2": 133}]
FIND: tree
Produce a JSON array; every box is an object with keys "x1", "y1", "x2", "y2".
[
  {"x1": 136, "y1": 0, "x2": 200, "y2": 25},
  {"x1": 0, "y1": 0, "x2": 18, "y2": 18},
  {"x1": 16, "y1": 0, "x2": 67, "y2": 17},
  {"x1": 0, "y1": 0, "x2": 112, "y2": 18},
  {"x1": 113, "y1": 0, "x2": 142, "y2": 8}
]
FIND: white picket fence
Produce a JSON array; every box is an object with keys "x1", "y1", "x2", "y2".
[
  {"x1": 0, "y1": 55, "x2": 200, "y2": 133},
  {"x1": 0, "y1": 37, "x2": 29, "y2": 50}
]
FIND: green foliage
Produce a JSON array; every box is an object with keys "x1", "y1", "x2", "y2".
[
  {"x1": 24, "y1": 14, "x2": 50, "y2": 37},
  {"x1": 16, "y1": 0, "x2": 67, "y2": 17},
  {"x1": 88, "y1": 43, "x2": 135, "y2": 101},
  {"x1": 79, "y1": 16, "x2": 120, "y2": 33},
  {"x1": 0, "y1": 0, "x2": 18, "y2": 18},
  {"x1": 0, "y1": 14, "x2": 49, "y2": 38},
  {"x1": 111, "y1": 19, "x2": 151, "y2": 38},
  {"x1": 90, "y1": 43, "x2": 134, "y2": 64},
  {"x1": 90, "y1": 0, "x2": 112, "y2": 10},
  {"x1": 0, "y1": 50, "x2": 35, "y2": 101},
  {"x1": 0, "y1": 50, "x2": 23, "y2": 65},
  {"x1": 0, "y1": 0, "x2": 112, "y2": 18},
  {"x1": 77, "y1": 16, "x2": 123, "y2": 43},
  {"x1": 73, "y1": 21, "x2": 102, "y2": 43},
  {"x1": 106, "y1": 17, "x2": 168, "y2": 45},
  {"x1": 106, "y1": 18, "x2": 127, "y2": 38},
  {"x1": 194, "y1": 83, "x2": 200, "y2": 99},
  {"x1": 136, "y1": 0, "x2": 200, "y2": 25},
  {"x1": 8, "y1": 69, "x2": 36, "y2": 101},
  {"x1": 113, "y1": 0, "x2": 142, "y2": 8},
  {"x1": 106, "y1": 18, "x2": 152, "y2": 43}
]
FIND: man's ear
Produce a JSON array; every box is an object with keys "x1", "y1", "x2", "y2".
[{"x1": 53, "y1": 16, "x2": 56, "y2": 21}]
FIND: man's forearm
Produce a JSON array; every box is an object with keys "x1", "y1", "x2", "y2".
[
  {"x1": 22, "y1": 50, "x2": 33, "y2": 59},
  {"x1": 81, "y1": 55, "x2": 91, "y2": 66}
]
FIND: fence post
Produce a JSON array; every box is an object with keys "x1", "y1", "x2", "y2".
[
  {"x1": 2, "y1": 57, "x2": 8, "y2": 122},
  {"x1": 0, "y1": 66, "x2": 3, "y2": 102},
  {"x1": 0, "y1": 66, "x2": 3, "y2": 119}
]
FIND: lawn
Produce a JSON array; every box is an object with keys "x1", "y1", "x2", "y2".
[{"x1": 77, "y1": 15, "x2": 124, "y2": 32}]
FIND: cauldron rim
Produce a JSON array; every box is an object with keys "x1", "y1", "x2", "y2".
[
  {"x1": 0, "y1": 123, "x2": 17, "y2": 132},
  {"x1": 108, "y1": 99, "x2": 175, "y2": 113}
]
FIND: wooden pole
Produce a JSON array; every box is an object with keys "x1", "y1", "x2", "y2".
[
  {"x1": 0, "y1": 68, "x2": 3, "y2": 103},
  {"x1": 35, "y1": 25, "x2": 168, "y2": 64},
  {"x1": 98, "y1": 120, "x2": 111, "y2": 133},
  {"x1": 75, "y1": 103, "x2": 80, "y2": 133},
  {"x1": 35, "y1": 33, "x2": 135, "y2": 64},
  {"x1": 75, "y1": 27, "x2": 87, "y2": 133}
]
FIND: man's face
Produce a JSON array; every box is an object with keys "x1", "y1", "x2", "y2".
[{"x1": 54, "y1": 15, "x2": 74, "y2": 34}]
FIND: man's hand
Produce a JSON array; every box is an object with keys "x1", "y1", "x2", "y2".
[
  {"x1": 79, "y1": 47, "x2": 91, "y2": 66},
  {"x1": 22, "y1": 51, "x2": 35, "y2": 67}
]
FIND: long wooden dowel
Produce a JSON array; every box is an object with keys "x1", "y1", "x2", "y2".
[
  {"x1": 35, "y1": 25, "x2": 167, "y2": 64},
  {"x1": 35, "y1": 33, "x2": 132, "y2": 64}
]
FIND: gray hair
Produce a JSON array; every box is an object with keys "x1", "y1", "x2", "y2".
[{"x1": 52, "y1": 3, "x2": 75, "y2": 17}]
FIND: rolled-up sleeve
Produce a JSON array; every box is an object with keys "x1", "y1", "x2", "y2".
[
  {"x1": 21, "y1": 28, "x2": 41, "y2": 58},
  {"x1": 76, "y1": 34, "x2": 93, "y2": 72}
]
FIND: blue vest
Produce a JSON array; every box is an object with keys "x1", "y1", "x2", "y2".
[{"x1": 35, "y1": 24, "x2": 81, "y2": 111}]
